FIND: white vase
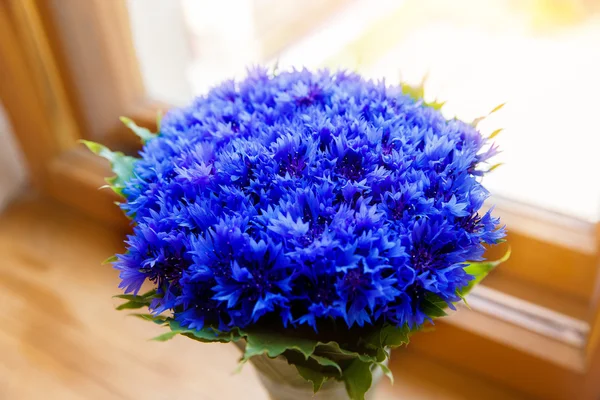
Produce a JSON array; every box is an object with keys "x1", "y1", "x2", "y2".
[{"x1": 247, "y1": 348, "x2": 386, "y2": 400}]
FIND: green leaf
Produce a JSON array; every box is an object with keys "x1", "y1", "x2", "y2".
[
  {"x1": 380, "y1": 324, "x2": 410, "y2": 349},
  {"x1": 114, "y1": 289, "x2": 158, "y2": 310},
  {"x1": 471, "y1": 116, "x2": 486, "y2": 127},
  {"x1": 489, "y1": 102, "x2": 506, "y2": 114},
  {"x1": 140, "y1": 289, "x2": 159, "y2": 299},
  {"x1": 170, "y1": 320, "x2": 242, "y2": 344},
  {"x1": 421, "y1": 299, "x2": 448, "y2": 318},
  {"x1": 487, "y1": 162, "x2": 503, "y2": 173},
  {"x1": 113, "y1": 289, "x2": 158, "y2": 301},
  {"x1": 151, "y1": 331, "x2": 179, "y2": 342},
  {"x1": 401, "y1": 73, "x2": 428, "y2": 101},
  {"x1": 427, "y1": 99, "x2": 446, "y2": 110},
  {"x1": 421, "y1": 293, "x2": 449, "y2": 318},
  {"x1": 309, "y1": 354, "x2": 342, "y2": 375},
  {"x1": 456, "y1": 290, "x2": 471, "y2": 309},
  {"x1": 471, "y1": 103, "x2": 506, "y2": 127},
  {"x1": 296, "y1": 365, "x2": 327, "y2": 393},
  {"x1": 113, "y1": 294, "x2": 142, "y2": 301},
  {"x1": 80, "y1": 140, "x2": 137, "y2": 196},
  {"x1": 120, "y1": 116, "x2": 157, "y2": 143},
  {"x1": 343, "y1": 359, "x2": 373, "y2": 400},
  {"x1": 460, "y1": 248, "x2": 511, "y2": 297},
  {"x1": 242, "y1": 331, "x2": 317, "y2": 362},
  {"x1": 115, "y1": 300, "x2": 147, "y2": 311},
  {"x1": 488, "y1": 128, "x2": 503, "y2": 140},
  {"x1": 314, "y1": 341, "x2": 378, "y2": 363},
  {"x1": 156, "y1": 110, "x2": 163, "y2": 132},
  {"x1": 378, "y1": 362, "x2": 394, "y2": 384},
  {"x1": 402, "y1": 83, "x2": 424, "y2": 101},
  {"x1": 129, "y1": 313, "x2": 168, "y2": 325},
  {"x1": 102, "y1": 255, "x2": 118, "y2": 265}
]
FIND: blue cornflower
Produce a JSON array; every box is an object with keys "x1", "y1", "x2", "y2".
[{"x1": 113, "y1": 67, "x2": 504, "y2": 332}]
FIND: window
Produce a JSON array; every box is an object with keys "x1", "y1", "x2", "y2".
[{"x1": 1, "y1": 0, "x2": 599, "y2": 398}]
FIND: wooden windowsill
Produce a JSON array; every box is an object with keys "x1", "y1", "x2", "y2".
[{"x1": 0, "y1": 194, "x2": 532, "y2": 400}]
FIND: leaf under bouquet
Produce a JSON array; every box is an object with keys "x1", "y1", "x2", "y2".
[{"x1": 86, "y1": 68, "x2": 507, "y2": 399}]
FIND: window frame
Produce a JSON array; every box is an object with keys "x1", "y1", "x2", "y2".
[{"x1": 1, "y1": 1, "x2": 599, "y2": 398}]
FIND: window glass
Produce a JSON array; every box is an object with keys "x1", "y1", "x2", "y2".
[{"x1": 128, "y1": 0, "x2": 600, "y2": 221}]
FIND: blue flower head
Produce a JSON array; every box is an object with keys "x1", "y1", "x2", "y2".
[{"x1": 114, "y1": 67, "x2": 504, "y2": 332}]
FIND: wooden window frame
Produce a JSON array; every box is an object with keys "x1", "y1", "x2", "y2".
[{"x1": 1, "y1": 1, "x2": 599, "y2": 398}]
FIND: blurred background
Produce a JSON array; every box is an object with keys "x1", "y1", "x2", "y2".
[{"x1": 1, "y1": 0, "x2": 599, "y2": 399}]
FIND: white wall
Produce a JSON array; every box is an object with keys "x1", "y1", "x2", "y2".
[{"x1": 0, "y1": 105, "x2": 26, "y2": 211}]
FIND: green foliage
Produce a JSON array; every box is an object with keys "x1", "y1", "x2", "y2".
[
  {"x1": 378, "y1": 362, "x2": 393, "y2": 384},
  {"x1": 374, "y1": 324, "x2": 410, "y2": 349},
  {"x1": 401, "y1": 75, "x2": 445, "y2": 111},
  {"x1": 102, "y1": 255, "x2": 118, "y2": 265},
  {"x1": 296, "y1": 365, "x2": 327, "y2": 393},
  {"x1": 489, "y1": 128, "x2": 503, "y2": 140},
  {"x1": 343, "y1": 359, "x2": 373, "y2": 400},
  {"x1": 156, "y1": 110, "x2": 163, "y2": 132},
  {"x1": 151, "y1": 331, "x2": 180, "y2": 342},
  {"x1": 460, "y1": 248, "x2": 511, "y2": 298},
  {"x1": 80, "y1": 140, "x2": 136, "y2": 196},
  {"x1": 113, "y1": 289, "x2": 158, "y2": 310},
  {"x1": 309, "y1": 354, "x2": 342, "y2": 375},
  {"x1": 84, "y1": 115, "x2": 162, "y2": 197},
  {"x1": 489, "y1": 103, "x2": 506, "y2": 114},
  {"x1": 487, "y1": 162, "x2": 504, "y2": 173},
  {"x1": 401, "y1": 81, "x2": 425, "y2": 101},
  {"x1": 129, "y1": 313, "x2": 168, "y2": 325},
  {"x1": 472, "y1": 102, "x2": 507, "y2": 127},
  {"x1": 120, "y1": 116, "x2": 157, "y2": 143},
  {"x1": 242, "y1": 331, "x2": 317, "y2": 361},
  {"x1": 422, "y1": 293, "x2": 449, "y2": 318}
]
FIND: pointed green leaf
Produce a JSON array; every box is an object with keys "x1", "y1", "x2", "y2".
[
  {"x1": 401, "y1": 73, "x2": 428, "y2": 101},
  {"x1": 242, "y1": 331, "x2": 317, "y2": 362},
  {"x1": 81, "y1": 140, "x2": 137, "y2": 196},
  {"x1": 471, "y1": 116, "x2": 486, "y2": 127},
  {"x1": 427, "y1": 99, "x2": 446, "y2": 110},
  {"x1": 296, "y1": 365, "x2": 327, "y2": 393},
  {"x1": 114, "y1": 289, "x2": 158, "y2": 310},
  {"x1": 113, "y1": 294, "x2": 142, "y2": 301},
  {"x1": 343, "y1": 359, "x2": 373, "y2": 400},
  {"x1": 489, "y1": 102, "x2": 506, "y2": 114},
  {"x1": 489, "y1": 128, "x2": 503, "y2": 140},
  {"x1": 140, "y1": 289, "x2": 159, "y2": 299},
  {"x1": 460, "y1": 248, "x2": 511, "y2": 297},
  {"x1": 115, "y1": 300, "x2": 147, "y2": 311},
  {"x1": 151, "y1": 331, "x2": 179, "y2": 342},
  {"x1": 456, "y1": 290, "x2": 471, "y2": 309},
  {"x1": 113, "y1": 289, "x2": 158, "y2": 302},
  {"x1": 421, "y1": 298, "x2": 448, "y2": 318},
  {"x1": 169, "y1": 320, "x2": 242, "y2": 344},
  {"x1": 156, "y1": 110, "x2": 163, "y2": 132},
  {"x1": 120, "y1": 116, "x2": 157, "y2": 143},
  {"x1": 379, "y1": 324, "x2": 410, "y2": 349},
  {"x1": 309, "y1": 354, "x2": 342, "y2": 375},
  {"x1": 314, "y1": 341, "x2": 378, "y2": 363},
  {"x1": 102, "y1": 255, "x2": 118, "y2": 265},
  {"x1": 129, "y1": 313, "x2": 168, "y2": 325},
  {"x1": 402, "y1": 85, "x2": 423, "y2": 101},
  {"x1": 487, "y1": 163, "x2": 503, "y2": 173},
  {"x1": 378, "y1": 362, "x2": 394, "y2": 384},
  {"x1": 472, "y1": 103, "x2": 506, "y2": 127}
]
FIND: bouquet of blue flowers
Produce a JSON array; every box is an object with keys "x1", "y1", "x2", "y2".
[{"x1": 85, "y1": 67, "x2": 506, "y2": 399}]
